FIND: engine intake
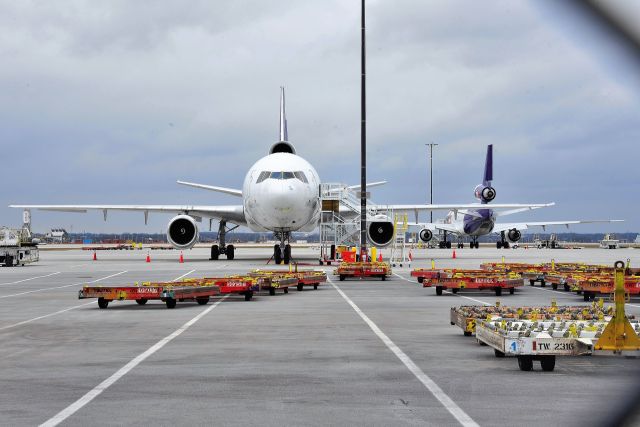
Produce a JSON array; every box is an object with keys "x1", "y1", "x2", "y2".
[
  {"x1": 419, "y1": 228, "x2": 433, "y2": 243},
  {"x1": 367, "y1": 221, "x2": 395, "y2": 247},
  {"x1": 167, "y1": 215, "x2": 199, "y2": 249},
  {"x1": 507, "y1": 228, "x2": 521, "y2": 242},
  {"x1": 474, "y1": 185, "x2": 496, "y2": 203}
]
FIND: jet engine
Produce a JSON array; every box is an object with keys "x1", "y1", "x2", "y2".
[
  {"x1": 507, "y1": 228, "x2": 521, "y2": 242},
  {"x1": 167, "y1": 215, "x2": 199, "y2": 249},
  {"x1": 474, "y1": 185, "x2": 496, "y2": 203},
  {"x1": 367, "y1": 221, "x2": 395, "y2": 247},
  {"x1": 419, "y1": 228, "x2": 433, "y2": 243}
]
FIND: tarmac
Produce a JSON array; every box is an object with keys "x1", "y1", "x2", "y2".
[{"x1": 1, "y1": 246, "x2": 639, "y2": 426}]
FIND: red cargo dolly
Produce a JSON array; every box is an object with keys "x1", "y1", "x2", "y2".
[
  {"x1": 79, "y1": 281, "x2": 220, "y2": 309},
  {"x1": 334, "y1": 262, "x2": 391, "y2": 281},
  {"x1": 201, "y1": 277, "x2": 260, "y2": 301}
]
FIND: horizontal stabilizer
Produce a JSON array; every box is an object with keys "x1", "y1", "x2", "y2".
[{"x1": 177, "y1": 181, "x2": 243, "y2": 197}]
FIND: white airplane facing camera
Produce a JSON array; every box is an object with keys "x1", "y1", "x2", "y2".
[
  {"x1": 413, "y1": 145, "x2": 623, "y2": 249},
  {"x1": 11, "y1": 88, "x2": 555, "y2": 263}
]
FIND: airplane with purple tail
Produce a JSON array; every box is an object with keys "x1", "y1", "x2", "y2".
[{"x1": 415, "y1": 145, "x2": 623, "y2": 249}]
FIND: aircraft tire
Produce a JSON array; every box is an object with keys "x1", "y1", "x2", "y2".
[
  {"x1": 274, "y1": 244, "x2": 282, "y2": 264},
  {"x1": 210, "y1": 245, "x2": 219, "y2": 260},
  {"x1": 283, "y1": 244, "x2": 291, "y2": 264},
  {"x1": 226, "y1": 245, "x2": 235, "y2": 260}
]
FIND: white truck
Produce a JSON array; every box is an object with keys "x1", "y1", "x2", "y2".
[{"x1": 0, "y1": 211, "x2": 39, "y2": 267}]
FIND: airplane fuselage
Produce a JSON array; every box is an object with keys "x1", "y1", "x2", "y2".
[
  {"x1": 242, "y1": 152, "x2": 321, "y2": 233},
  {"x1": 444, "y1": 208, "x2": 496, "y2": 237}
]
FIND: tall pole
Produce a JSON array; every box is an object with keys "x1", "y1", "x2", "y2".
[
  {"x1": 360, "y1": 0, "x2": 367, "y2": 260},
  {"x1": 426, "y1": 143, "x2": 438, "y2": 223}
]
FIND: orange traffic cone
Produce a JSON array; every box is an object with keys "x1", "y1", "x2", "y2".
[
  {"x1": 452, "y1": 250, "x2": 457, "y2": 259},
  {"x1": 93, "y1": 251, "x2": 97, "y2": 261},
  {"x1": 378, "y1": 253, "x2": 383, "y2": 262},
  {"x1": 146, "y1": 253, "x2": 151, "y2": 263},
  {"x1": 179, "y1": 251, "x2": 184, "y2": 263}
]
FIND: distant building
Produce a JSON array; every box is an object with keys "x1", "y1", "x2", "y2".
[{"x1": 45, "y1": 228, "x2": 69, "y2": 243}]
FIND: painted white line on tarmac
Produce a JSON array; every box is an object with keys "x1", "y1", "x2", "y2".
[
  {"x1": 393, "y1": 273, "x2": 491, "y2": 306},
  {"x1": 329, "y1": 277, "x2": 479, "y2": 427},
  {"x1": 39, "y1": 296, "x2": 228, "y2": 427},
  {"x1": 173, "y1": 269, "x2": 196, "y2": 281},
  {"x1": 0, "y1": 272, "x2": 61, "y2": 286},
  {"x1": 0, "y1": 301, "x2": 97, "y2": 331},
  {"x1": 0, "y1": 271, "x2": 127, "y2": 300}
]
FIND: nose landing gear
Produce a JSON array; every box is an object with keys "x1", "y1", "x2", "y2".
[{"x1": 273, "y1": 232, "x2": 292, "y2": 264}]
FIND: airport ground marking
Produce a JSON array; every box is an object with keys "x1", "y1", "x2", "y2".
[
  {"x1": 0, "y1": 271, "x2": 127, "y2": 300},
  {"x1": 39, "y1": 295, "x2": 229, "y2": 427},
  {"x1": 0, "y1": 301, "x2": 97, "y2": 331},
  {"x1": 0, "y1": 271, "x2": 61, "y2": 286},
  {"x1": 393, "y1": 273, "x2": 491, "y2": 306},
  {"x1": 173, "y1": 269, "x2": 196, "y2": 281},
  {"x1": 328, "y1": 277, "x2": 479, "y2": 427}
]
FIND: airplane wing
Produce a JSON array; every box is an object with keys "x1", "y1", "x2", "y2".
[
  {"x1": 9, "y1": 204, "x2": 246, "y2": 225},
  {"x1": 408, "y1": 222, "x2": 460, "y2": 234},
  {"x1": 493, "y1": 219, "x2": 624, "y2": 233},
  {"x1": 379, "y1": 203, "x2": 555, "y2": 214},
  {"x1": 176, "y1": 181, "x2": 243, "y2": 197}
]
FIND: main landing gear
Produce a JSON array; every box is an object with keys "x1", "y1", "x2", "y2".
[
  {"x1": 438, "y1": 232, "x2": 452, "y2": 249},
  {"x1": 469, "y1": 237, "x2": 479, "y2": 249},
  {"x1": 210, "y1": 220, "x2": 239, "y2": 261},
  {"x1": 273, "y1": 231, "x2": 291, "y2": 265},
  {"x1": 496, "y1": 231, "x2": 510, "y2": 249}
]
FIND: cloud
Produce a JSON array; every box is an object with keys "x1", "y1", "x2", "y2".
[{"x1": 0, "y1": 1, "x2": 636, "y2": 234}]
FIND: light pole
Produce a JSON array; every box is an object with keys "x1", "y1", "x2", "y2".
[{"x1": 426, "y1": 143, "x2": 438, "y2": 222}]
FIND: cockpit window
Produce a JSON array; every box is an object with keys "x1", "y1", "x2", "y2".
[
  {"x1": 294, "y1": 171, "x2": 308, "y2": 183},
  {"x1": 283, "y1": 172, "x2": 295, "y2": 179},
  {"x1": 270, "y1": 171, "x2": 283, "y2": 179},
  {"x1": 256, "y1": 171, "x2": 270, "y2": 183}
]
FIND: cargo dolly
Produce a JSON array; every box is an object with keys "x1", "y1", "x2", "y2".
[
  {"x1": 569, "y1": 275, "x2": 640, "y2": 301},
  {"x1": 334, "y1": 262, "x2": 391, "y2": 281},
  {"x1": 249, "y1": 269, "x2": 327, "y2": 291},
  {"x1": 412, "y1": 268, "x2": 521, "y2": 295},
  {"x1": 450, "y1": 303, "x2": 614, "y2": 336},
  {"x1": 239, "y1": 272, "x2": 299, "y2": 295},
  {"x1": 79, "y1": 281, "x2": 220, "y2": 309},
  {"x1": 198, "y1": 277, "x2": 260, "y2": 301}
]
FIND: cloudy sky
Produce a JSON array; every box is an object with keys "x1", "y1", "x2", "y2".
[{"x1": 1, "y1": 1, "x2": 638, "y2": 234}]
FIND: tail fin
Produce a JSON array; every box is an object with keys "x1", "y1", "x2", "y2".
[
  {"x1": 279, "y1": 86, "x2": 288, "y2": 142},
  {"x1": 483, "y1": 144, "x2": 493, "y2": 185}
]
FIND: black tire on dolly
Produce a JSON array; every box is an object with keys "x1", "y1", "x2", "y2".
[
  {"x1": 436, "y1": 286, "x2": 443, "y2": 296},
  {"x1": 381, "y1": 275, "x2": 386, "y2": 281},
  {"x1": 284, "y1": 288, "x2": 289, "y2": 294},
  {"x1": 313, "y1": 284, "x2": 318, "y2": 290},
  {"x1": 552, "y1": 284, "x2": 558, "y2": 290},
  {"x1": 540, "y1": 356, "x2": 556, "y2": 372},
  {"x1": 244, "y1": 291, "x2": 253, "y2": 301},
  {"x1": 494, "y1": 349, "x2": 505, "y2": 358},
  {"x1": 98, "y1": 297, "x2": 109, "y2": 309},
  {"x1": 269, "y1": 288, "x2": 276, "y2": 296},
  {"x1": 418, "y1": 277, "x2": 424, "y2": 283},
  {"x1": 495, "y1": 287, "x2": 502, "y2": 296},
  {"x1": 135, "y1": 299, "x2": 148, "y2": 305},
  {"x1": 463, "y1": 331, "x2": 472, "y2": 337},
  {"x1": 297, "y1": 284, "x2": 304, "y2": 291},
  {"x1": 452, "y1": 288, "x2": 458, "y2": 294},
  {"x1": 518, "y1": 356, "x2": 533, "y2": 371},
  {"x1": 165, "y1": 298, "x2": 177, "y2": 309},
  {"x1": 339, "y1": 275, "x2": 345, "y2": 281},
  {"x1": 509, "y1": 287, "x2": 515, "y2": 295},
  {"x1": 196, "y1": 297, "x2": 209, "y2": 305}
]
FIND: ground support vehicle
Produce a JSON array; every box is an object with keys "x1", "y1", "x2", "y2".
[
  {"x1": 0, "y1": 245, "x2": 38, "y2": 267},
  {"x1": 569, "y1": 275, "x2": 640, "y2": 301},
  {"x1": 256, "y1": 276, "x2": 299, "y2": 295},
  {"x1": 198, "y1": 277, "x2": 260, "y2": 301},
  {"x1": 476, "y1": 319, "x2": 597, "y2": 371},
  {"x1": 412, "y1": 268, "x2": 522, "y2": 295},
  {"x1": 249, "y1": 269, "x2": 327, "y2": 291},
  {"x1": 334, "y1": 262, "x2": 391, "y2": 281},
  {"x1": 79, "y1": 281, "x2": 220, "y2": 309},
  {"x1": 450, "y1": 304, "x2": 614, "y2": 336}
]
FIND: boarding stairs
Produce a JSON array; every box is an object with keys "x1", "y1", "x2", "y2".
[{"x1": 390, "y1": 213, "x2": 411, "y2": 267}]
